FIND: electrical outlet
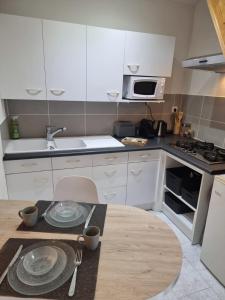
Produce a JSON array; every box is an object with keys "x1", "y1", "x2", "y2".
[{"x1": 172, "y1": 106, "x2": 178, "y2": 113}]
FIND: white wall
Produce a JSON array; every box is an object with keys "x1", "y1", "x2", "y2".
[
  {"x1": 0, "y1": 0, "x2": 195, "y2": 94},
  {"x1": 184, "y1": 0, "x2": 225, "y2": 97}
]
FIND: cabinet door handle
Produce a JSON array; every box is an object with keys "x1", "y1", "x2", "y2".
[
  {"x1": 104, "y1": 156, "x2": 118, "y2": 161},
  {"x1": 26, "y1": 89, "x2": 42, "y2": 95},
  {"x1": 103, "y1": 192, "x2": 116, "y2": 200},
  {"x1": 21, "y1": 162, "x2": 38, "y2": 167},
  {"x1": 66, "y1": 159, "x2": 81, "y2": 163},
  {"x1": 127, "y1": 64, "x2": 140, "y2": 73},
  {"x1": 104, "y1": 170, "x2": 117, "y2": 177},
  {"x1": 131, "y1": 169, "x2": 142, "y2": 176},
  {"x1": 107, "y1": 91, "x2": 119, "y2": 100},
  {"x1": 139, "y1": 154, "x2": 151, "y2": 159},
  {"x1": 50, "y1": 89, "x2": 65, "y2": 96},
  {"x1": 215, "y1": 190, "x2": 222, "y2": 197}
]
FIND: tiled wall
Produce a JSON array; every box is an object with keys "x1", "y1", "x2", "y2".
[
  {"x1": 182, "y1": 95, "x2": 225, "y2": 148},
  {"x1": 4, "y1": 94, "x2": 182, "y2": 138}
]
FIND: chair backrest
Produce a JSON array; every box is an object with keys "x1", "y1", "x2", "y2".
[{"x1": 53, "y1": 176, "x2": 99, "y2": 204}]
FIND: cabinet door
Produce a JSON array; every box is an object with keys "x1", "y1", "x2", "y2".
[
  {"x1": 124, "y1": 31, "x2": 175, "y2": 77},
  {"x1": 43, "y1": 20, "x2": 86, "y2": 101},
  {"x1": 127, "y1": 161, "x2": 159, "y2": 208},
  {"x1": 87, "y1": 26, "x2": 125, "y2": 102},
  {"x1": 0, "y1": 14, "x2": 46, "y2": 100},
  {"x1": 6, "y1": 171, "x2": 53, "y2": 201},
  {"x1": 53, "y1": 167, "x2": 92, "y2": 189}
]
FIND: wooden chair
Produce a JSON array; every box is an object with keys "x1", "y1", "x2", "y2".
[{"x1": 53, "y1": 176, "x2": 99, "y2": 203}]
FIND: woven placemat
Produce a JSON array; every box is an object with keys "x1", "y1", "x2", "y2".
[
  {"x1": 17, "y1": 201, "x2": 107, "y2": 236},
  {"x1": 0, "y1": 238, "x2": 101, "y2": 299}
]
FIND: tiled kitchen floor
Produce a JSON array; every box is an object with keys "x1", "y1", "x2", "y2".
[{"x1": 150, "y1": 212, "x2": 225, "y2": 300}]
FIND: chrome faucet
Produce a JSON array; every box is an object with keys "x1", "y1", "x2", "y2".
[{"x1": 46, "y1": 126, "x2": 67, "y2": 141}]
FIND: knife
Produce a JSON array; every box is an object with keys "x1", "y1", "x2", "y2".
[
  {"x1": 84, "y1": 205, "x2": 96, "y2": 229},
  {"x1": 0, "y1": 244, "x2": 23, "y2": 285}
]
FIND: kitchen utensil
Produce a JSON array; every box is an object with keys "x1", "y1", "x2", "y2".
[
  {"x1": 41, "y1": 201, "x2": 55, "y2": 218},
  {"x1": 18, "y1": 206, "x2": 38, "y2": 227},
  {"x1": 8, "y1": 240, "x2": 75, "y2": 296},
  {"x1": 173, "y1": 111, "x2": 183, "y2": 135},
  {"x1": 44, "y1": 203, "x2": 91, "y2": 228},
  {"x1": 17, "y1": 246, "x2": 67, "y2": 286},
  {"x1": 78, "y1": 226, "x2": 100, "y2": 251},
  {"x1": 0, "y1": 244, "x2": 23, "y2": 286},
  {"x1": 22, "y1": 246, "x2": 58, "y2": 276},
  {"x1": 68, "y1": 249, "x2": 83, "y2": 297},
  {"x1": 84, "y1": 205, "x2": 96, "y2": 229},
  {"x1": 155, "y1": 120, "x2": 167, "y2": 137}
]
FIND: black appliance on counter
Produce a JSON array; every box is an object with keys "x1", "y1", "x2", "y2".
[
  {"x1": 139, "y1": 119, "x2": 155, "y2": 138},
  {"x1": 155, "y1": 120, "x2": 167, "y2": 137},
  {"x1": 170, "y1": 140, "x2": 225, "y2": 165}
]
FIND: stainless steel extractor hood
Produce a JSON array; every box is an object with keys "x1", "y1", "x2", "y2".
[{"x1": 182, "y1": 53, "x2": 225, "y2": 73}]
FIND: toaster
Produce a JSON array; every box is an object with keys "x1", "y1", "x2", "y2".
[{"x1": 113, "y1": 121, "x2": 136, "y2": 138}]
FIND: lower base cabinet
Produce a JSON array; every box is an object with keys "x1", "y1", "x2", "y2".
[
  {"x1": 126, "y1": 161, "x2": 159, "y2": 209},
  {"x1": 6, "y1": 171, "x2": 53, "y2": 201},
  {"x1": 98, "y1": 186, "x2": 127, "y2": 205}
]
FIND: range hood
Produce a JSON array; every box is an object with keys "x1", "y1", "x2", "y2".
[{"x1": 182, "y1": 53, "x2": 225, "y2": 73}]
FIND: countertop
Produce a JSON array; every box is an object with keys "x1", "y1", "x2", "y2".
[{"x1": 3, "y1": 135, "x2": 225, "y2": 175}]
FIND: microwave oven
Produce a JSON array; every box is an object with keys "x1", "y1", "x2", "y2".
[{"x1": 123, "y1": 76, "x2": 166, "y2": 101}]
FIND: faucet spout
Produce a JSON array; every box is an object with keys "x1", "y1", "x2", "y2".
[{"x1": 46, "y1": 126, "x2": 67, "y2": 141}]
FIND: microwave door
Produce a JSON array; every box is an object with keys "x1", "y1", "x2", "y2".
[{"x1": 133, "y1": 81, "x2": 157, "y2": 99}]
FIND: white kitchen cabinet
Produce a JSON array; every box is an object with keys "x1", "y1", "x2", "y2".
[
  {"x1": 0, "y1": 14, "x2": 46, "y2": 100},
  {"x1": 6, "y1": 171, "x2": 53, "y2": 201},
  {"x1": 43, "y1": 20, "x2": 86, "y2": 101},
  {"x1": 124, "y1": 31, "x2": 175, "y2": 77},
  {"x1": 98, "y1": 186, "x2": 126, "y2": 205},
  {"x1": 87, "y1": 26, "x2": 125, "y2": 102},
  {"x1": 127, "y1": 161, "x2": 159, "y2": 209},
  {"x1": 52, "y1": 167, "x2": 92, "y2": 189}
]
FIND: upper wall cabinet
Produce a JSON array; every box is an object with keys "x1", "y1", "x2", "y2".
[
  {"x1": 87, "y1": 26, "x2": 125, "y2": 102},
  {"x1": 0, "y1": 14, "x2": 46, "y2": 100},
  {"x1": 43, "y1": 20, "x2": 86, "y2": 101},
  {"x1": 124, "y1": 31, "x2": 176, "y2": 77}
]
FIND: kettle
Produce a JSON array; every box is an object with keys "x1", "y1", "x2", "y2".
[
  {"x1": 155, "y1": 120, "x2": 167, "y2": 137},
  {"x1": 139, "y1": 119, "x2": 155, "y2": 138}
]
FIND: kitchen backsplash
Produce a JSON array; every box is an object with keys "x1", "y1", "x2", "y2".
[
  {"x1": 3, "y1": 94, "x2": 182, "y2": 138},
  {"x1": 182, "y1": 95, "x2": 225, "y2": 148}
]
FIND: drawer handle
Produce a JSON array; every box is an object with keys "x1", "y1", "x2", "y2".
[
  {"x1": 104, "y1": 192, "x2": 116, "y2": 200},
  {"x1": 104, "y1": 157, "x2": 118, "y2": 160},
  {"x1": 127, "y1": 64, "x2": 140, "y2": 73},
  {"x1": 107, "y1": 91, "x2": 119, "y2": 100},
  {"x1": 21, "y1": 162, "x2": 38, "y2": 167},
  {"x1": 215, "y1": 190, "x2": 222, "y2": 197},
  {"x1": 131, "y1": 169, "x2": 142, "y2": 176},
  {"x1": 26, "y1": 88, "x2": 42, "y2": 95},
  {"x1": 66, "y1": 159, "x2": 81, "y2": 163},
  {"x1": 104, "y1": 170, "x2": 117, "y2": 177},
  {"x1": 139, "y1": 154, "x2": 151, "y2": 159},
  {"x1": 50, "y1": 89, "x2": 65, "y2": 96}
]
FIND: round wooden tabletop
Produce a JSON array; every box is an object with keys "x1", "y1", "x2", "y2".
[{"x1": 0, "y1": 201, "x2": 182, "y2": 300}]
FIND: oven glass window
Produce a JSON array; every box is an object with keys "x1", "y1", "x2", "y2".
[{"x1": 134, "y1": 81, "x2": 157, "y2": 95}]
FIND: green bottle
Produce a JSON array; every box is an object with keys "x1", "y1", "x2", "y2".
[{"x1": 9, "y1": 116, "x2": 20, "y2": 139}]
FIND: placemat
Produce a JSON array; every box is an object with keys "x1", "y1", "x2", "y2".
[
  {"x1": 0, "y1": 238, "x2": 101, "y2": 300},
  {"x1": 17, "y1": 201, "x2": 107, "y2": 236}
]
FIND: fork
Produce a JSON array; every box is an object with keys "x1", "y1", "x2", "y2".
[
  {"x1": 40, "y1": 201, "x2": 55, "y2": 218},
  {"x1": 68, "y1": 249, "x2": 83, "y2": 297}
]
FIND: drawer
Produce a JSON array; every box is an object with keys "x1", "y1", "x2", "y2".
[
  {"x1": 52, "y1": 155, "x2": 92, "y2": 170},
  {"x1": 98, "y1": 186, "x2": 126, "y2": 205},
  {"x1": 4, "y1": 158, "x2": 52, "y2": 174},
  {"x1": 92, "y1": 152, "x2": 128, "y2": 166},
  {"x1": 128, "y1": 150, "x2": 160, "y2": 162},
  {"x1": 92, "y1": 164, "x2": 127, "y2": 188},
  {"x1": 52, "y1": 167, "x2": 92, "y2": 188}
]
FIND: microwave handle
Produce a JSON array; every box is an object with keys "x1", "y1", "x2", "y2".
[{"x1": 127, "y1": 64, "x2": 140, "y2": 74}]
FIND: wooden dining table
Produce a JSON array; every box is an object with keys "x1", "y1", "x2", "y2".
[{"x1": 0, "y1": 200, "x2": 182, "y2": 300}]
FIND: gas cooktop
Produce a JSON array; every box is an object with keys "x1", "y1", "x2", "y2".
[{"x1": 170, "y1": 140, "x2": 225, "y2": 165}]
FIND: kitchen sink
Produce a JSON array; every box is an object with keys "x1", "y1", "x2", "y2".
[{"x1": 4, "y1": 136, "x2": 124, "y2": 154}]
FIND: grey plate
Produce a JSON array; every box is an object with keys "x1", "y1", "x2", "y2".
[
  {"x1": 7, "y1": 240, "x2": 76, "y2": 296},
  {"x1": 45, "y1": 203, "x2": 91, "y2": 228},
  {"x1": 17, "y1": 246, "x2": 67, "y2": 286}
]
